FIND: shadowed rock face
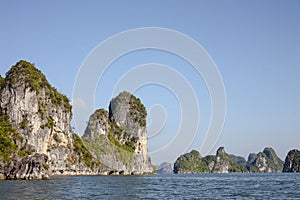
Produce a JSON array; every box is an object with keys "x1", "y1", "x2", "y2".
[
  {"x1": 83, "y1": 91, "x2": 153, "y2": 175},
  {"x1": 283, "y1": 149, "x2": 300, "y2": 172},
  {"x1": 2, "y1": 153, "x2": 50, "y2": 180}
]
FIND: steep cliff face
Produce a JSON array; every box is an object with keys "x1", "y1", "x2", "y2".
[
  {"x1": 247, "y1": 147, "x2": 283, "y2": 172},
  {"x1": 83, "y1": 91, "x2": 153, "y2": 175},
  {"x1": 283, "y1": 149, "x2": 300, "y2": 172},
  {"x1": 0, "y1": 60, "x2": 97, "y2": 178}
]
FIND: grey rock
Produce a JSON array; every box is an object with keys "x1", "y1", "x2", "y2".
[
  {"x1": 83, "y1": 91, "x2": 153, "y2": 175},
  {"x1": 4, "y1": 153, "x2": 50, "y2": 180},
  {"x1": 0, "y1": 61, "x2": 100, "y2": 179},
  {"x1": 283, "y1": 149, "x2": 300, "y2": 172},
  {"x1": 247, "y1": 147, "x2": 283, "y2": 172},
  {"x1": 158, "y1": 162, "x2": 173, "y2": 174}
]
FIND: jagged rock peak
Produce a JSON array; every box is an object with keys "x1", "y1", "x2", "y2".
[
  {"x1": 246, "y1": 147, "x2": 283, "y2": 172},
  {"x1": 0, "y1": 60, "x2": 98, "y2": 179},
  {"x1": 216, "y1": 147, "x2": 225, "y2": 155},
  {"x1": 83, "y1": 91, "x2": 153, "y2": 175},
  {"x1": 109, "y1": 91, "x2": 147, "y2": 129},
  {"x1": 283, "y1": 149, "x2": 300, "y2": 172}
]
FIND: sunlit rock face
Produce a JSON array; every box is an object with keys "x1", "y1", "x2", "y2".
[
  {"x1": 83, "y1": 91, "x2": 153, "y2": 175},
  {"x1": 0, "y1": 60, "x2": 98, "y2": 179}
]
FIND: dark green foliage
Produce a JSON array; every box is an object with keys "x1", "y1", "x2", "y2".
[
  {"x1": 129, "y1": 93, "x2": 147, "y2": 127},
  {"x1": 202, "y1": 155, "x2": 215, "y2": 166},
  {"x1": 247, "y1": 147, "x2": 283, "y2": 172},
  {"x1": 217, "y1": 152, "x2": 247, "y2": 172},
  {"x1": 0, "y1": 113, "x2": 26, "y2": 162},
  {"x1": 117, "y1": 91, "x2": 147, "y2": 127},
  {"x1": 72, "y1": 134, "x2": 94, "y2": 168},
  {"x1": 19, "y1": 118, "x2": 29, "y2": 129},
  {"x1": 53, "y1": 133, "x2": 61, "y2": 143},
  {"x1": 0, "y1": 75, "x2": 5, "y2": 90},
  {"x1": 263, "y1": 147, "x2": 284, "y2": 170},
  {"x1": 174, "y1": 150, "x2": 210, "y2": 173},
  {"x1": 108, "y1": 132, "x2": 134, "y2": 153},
  {"x1": 5, "y1": 60, "x2": 72, "y2": 118},
  {"x1": 43, "y1": 163, "x2": 49, "y2": 170}
]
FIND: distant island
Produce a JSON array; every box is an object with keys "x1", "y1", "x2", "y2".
[
  {"x1": 158, "y1": 147, "x2": 300, "y2": 174},
  {"x1": 0, "y1": 60, "x2": 299, "y2": 180}
]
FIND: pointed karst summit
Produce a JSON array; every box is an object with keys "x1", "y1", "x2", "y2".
[
  {"x1": 173, "y1": 147, "x2": 284, "y2": 174},
  {"x1": 82, "y1": 91, "x2": 153, "y2": 175},
  {"x1": 0, "y1": 60, "x2": 153, "y2": 179},
  {"x1": 0, "y1": 60, "x2": 97, "y2": 179},
  {"x1": 283, "y1": 149, "x2": 300, "y2": 172}
]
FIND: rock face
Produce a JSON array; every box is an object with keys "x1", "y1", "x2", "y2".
[
  {"x1": 211, "y1": 147, "x2": 247, "y2": 173},
  {"x1": 158, "y1": 162, "x2": 173, "y2": 174},
  {"x1": 0, "y1": 60, "x2": 98, "y2": 179},
  {"x1": 283, "y1": 149, "x2": 300, "y2": 172},
  {"x1": 173, "y1": 147, "x2": 246, "y2": 174},
  {"x1": 83, "y1": 91, "x2": 153, "y2": 175},
  {"x1": 2, "y1": 153, "x2": 50, "y2": 180},
  {"x1": 247, "y1": 147, "x2": 283, "y2": 172}
]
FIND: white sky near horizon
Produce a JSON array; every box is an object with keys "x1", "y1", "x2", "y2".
[{"x1": 0, "y1": 0, "x2": 299, "y2": 165}]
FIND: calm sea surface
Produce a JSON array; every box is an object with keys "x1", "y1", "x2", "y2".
[{"x1": 0, "y1": 173, "x2": 300, "y2": 199}]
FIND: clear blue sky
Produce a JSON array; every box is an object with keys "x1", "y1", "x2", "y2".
[{"x1": 0, "y1": 0, "x2": 299, "y2": 164}]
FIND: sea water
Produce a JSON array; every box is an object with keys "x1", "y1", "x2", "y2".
[{"x1": 0, "y1": 173, "x2": 300, "y2": 199}]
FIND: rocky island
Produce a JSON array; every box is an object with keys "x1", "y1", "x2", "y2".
[
  {"x1": 283, "y1": 149, "x2": 300, "y2": 172},
  {"x1": 82, "y1": 91, "x2": 153, "y2": 175},
  {"x1": 174, "y1": 147, "x2": 284, "y2": 174},
  {"x1": 0, "y1": 60, "x2": 153, "y2": 179}
]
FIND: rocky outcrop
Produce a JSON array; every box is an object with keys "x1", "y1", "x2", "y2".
[
  {"x1": 211, "y1": 147, "x2": 247, "y2": 173},
  {"x1": 158, "y1": 162, "x2": 173, "y2": 174},
  {"x1": 0, "y1": 60, "x2": 99, "y2": 179},
  {"x1": 247, "y1": 147, "x2": 283, "y2": 172},
  {"x1": 0, "y1": 153, "x2": 50, "y2": 180},
  {"x1": 82, "y1": 91, "x2": 153, "y2": 175},
  {"x1": 174, "y1": 150, "x2": 209, "y2": 174},
  {"x1": 173, "y1": 147, "x2": 246, "y2": 174},
  {"x1": 283, "y1": 149, "x2": 300, "y2": 172}
]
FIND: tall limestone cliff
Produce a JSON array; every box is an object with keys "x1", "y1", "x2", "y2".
[
  {"x1": 247, "y1": 147, "x2": 283, "y2": 172},
  {"x1": 83, "y1": 91, "x2": 153, "y2": 175},
  {"x1": 283, "y1": 149, "x2": 300, "y2": 172},
  {"x1": 0, "y1": 60, "x2": 97, "y2": 179}
]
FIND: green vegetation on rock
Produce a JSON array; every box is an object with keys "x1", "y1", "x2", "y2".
[
  {"x1": 283, "y1": 149, "x2": 300, "y2": 172},
  {"x1": 128, "y1": 93, "x2": 147, "y2": 127},
  {"x1": 72, "y1": 134, "x2": 94, "y2": 168},
  {"x1": 5, "y1": 60, "x2": 72, "y2": 118},
  {"x1": 0, "y1": 112, "x2": 31, "y2": 162},
  {"x1": 247, "y1": 147, "x2": 284, "y2": 172},
  {"x1": 174, "y1": 150, "x2": 210, "y2": 173}
]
